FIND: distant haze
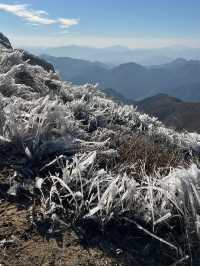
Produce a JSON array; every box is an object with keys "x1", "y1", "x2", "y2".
[
  {"x1": 28, "y1": 44, "x2": 200, "y2": 66},
  {"x1": 3, "y1": 1, "x2": 200, "y2": 56}
]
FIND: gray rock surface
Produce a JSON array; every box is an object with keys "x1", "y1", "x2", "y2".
[{"x1": 0, "y1": 33, "x2": 12, "y2": 50}]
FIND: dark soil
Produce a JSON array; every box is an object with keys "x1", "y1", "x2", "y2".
[
  {"x1": 0, "y1": 168, "x2": 194, "y2": 266},
  {"x1": 0, "y1": 169, "x2": 120, "y2": 266}
]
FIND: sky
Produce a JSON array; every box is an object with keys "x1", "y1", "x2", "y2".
[{"x1": 1, "y1": 0, "x2": 200, "y2": 48}]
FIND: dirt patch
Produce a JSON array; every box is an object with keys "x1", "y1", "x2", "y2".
[
  {"x1": 0, "y1": 170, "x2": 120, "y2": 266},
  {"x1": 0, "y1": 202, "x2": 119, "y2": 266}
]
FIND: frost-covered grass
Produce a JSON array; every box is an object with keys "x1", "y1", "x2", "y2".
[{"x1": 1, "y1": 35, "x2": 200, "y2": 264}]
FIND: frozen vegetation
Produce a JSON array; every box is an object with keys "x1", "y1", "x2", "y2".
[{"x1": 1, "y1": 33, "x2": 200, "y2": 264}]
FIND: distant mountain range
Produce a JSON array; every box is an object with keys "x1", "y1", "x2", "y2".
[
  {"x1": 28, "y1": 45, "x2": 200, "y2": 66},
  {"x1": 41, "y1": 53, "x2": 200, "y2": 133},
  {"x1": 136, "y1": 94, "x2": 200, "y2": 133},
  {"x1": 42, "y1": 54, "x2": 200, "y2": 101},
  {"x1": 41, "y1": 54, "x2": 109, "y2": 81}
]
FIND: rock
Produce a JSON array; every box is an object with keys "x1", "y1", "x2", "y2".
[
  {"x1": 0, "y1": 33, "x2": 54, "y2": 72},
  {"x1": 0, "y1": 32, "x2": 12, "y2": 50},
  {"x1": 18, "y1": 49, "x2": 55, "y2": 72}
]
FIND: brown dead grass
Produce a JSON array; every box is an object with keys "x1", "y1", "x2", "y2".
[{"x1": 111, "y1": 132, "x2": 187, "y2": 176}]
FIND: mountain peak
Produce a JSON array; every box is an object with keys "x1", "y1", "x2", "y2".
[
  {"x1": 0, "y1": 33, "x2": 12, "y2": 50},
  {"x1": 113, "y1": 62, "x2": 146, "y2": 72},
  {"x1": 172, "y1": 58, "x2": 187, "y2": 64},
  {"x1": 138, "y1": 93, "x2": 183, "y2": 104}
]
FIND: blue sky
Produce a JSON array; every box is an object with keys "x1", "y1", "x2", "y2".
[{"x1": 1, "y1": 0, "x2": 200, "y2": 48}]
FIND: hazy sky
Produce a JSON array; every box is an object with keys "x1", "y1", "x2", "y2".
[{"x1": 1, "y1": 0, "x2": 200, "y2": 48}]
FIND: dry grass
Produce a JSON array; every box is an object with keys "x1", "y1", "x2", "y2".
[{"x1": 111, "y1": 132, "x2": 187, "y2": 176}]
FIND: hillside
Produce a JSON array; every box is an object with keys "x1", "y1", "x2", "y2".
[
  {"x1": 43, "y1": 54, "x2": 200, "y2": 101},
  {"x1": 2, "y1": 33, "x2": 200, "y2": 265},
  {"x1": 41, "y1": 54, "x2": 109, "y2": 81},
  {"x1": 136, "y1": 94, "x2": 200, "y2": 132}
]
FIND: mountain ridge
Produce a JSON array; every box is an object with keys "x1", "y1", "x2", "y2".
[
  {"x1": 43, "y1": 54, "x2": 200, "y2": 101},
  {"x1": 27, "y1": 44, "x2": 200, "y2": 66},
  {"x1": 136, "y1": 93, "x2": 200, "y2": 132}
]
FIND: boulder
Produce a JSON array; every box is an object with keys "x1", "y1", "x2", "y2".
[{"x1": 0, "y1": 33, "x2": 12, "y2": 50}]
